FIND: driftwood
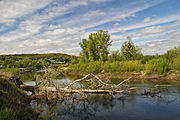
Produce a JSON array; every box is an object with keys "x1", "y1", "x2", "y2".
[
  {"x1": 20, "y1": 84, "x2": 38, "y2": 92},
  {"x1": 21, "y1": 73, "x2": 134, "y2": 101},
  {"x1": 20, "y1": 85, "x2": 125, "y2": 94},
  {"x1": 65, "y1": 73, "x2": 109, "y2": 89},
  {"x1": 20, "y1": 73, "x2": 168, "y2": 102}
]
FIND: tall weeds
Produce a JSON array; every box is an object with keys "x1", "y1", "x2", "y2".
[
  {"x1": 68, "y1": 60, "x2": 144, "y2": 73},
  {"x1": 145, "y1": 58, "x2": 171, "y2": 73},
  {"x1": 173, "y1": 57, "x2": 180, "y2": 70}
]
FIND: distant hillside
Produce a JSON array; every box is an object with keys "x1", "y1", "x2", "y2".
[{"x1": 0, "y1": 53, "x2": 72, "y2": 60}]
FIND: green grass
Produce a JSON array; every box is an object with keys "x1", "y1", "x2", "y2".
[
  {"x1": 67, "y1": 60, "x2": 144, "y2": 73},
  {"x1": 173, "y1": 57, "x2": 180, "y2": 70},
  {"x1": 0, "y1": 77, "x2": 37, "y2": 120},
  {"x1": 145, "y1": 58, "x2": 171, "y2": 74}
]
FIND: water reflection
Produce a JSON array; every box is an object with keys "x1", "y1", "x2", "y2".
[
  {"x1": 25, "y1": 77, "x2": 180, "y2": 120},
  {"x1": 32, "y1": 94, "x2": 119, "y2": 120},
  {"x1": 30, "y1": 85, "x2": 180, "y2": 120}
]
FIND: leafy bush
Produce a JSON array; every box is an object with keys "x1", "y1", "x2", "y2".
[
  {"x1": 0, "y1": 108, "x2": 14, "y2": 120},
  {"x1": 145, "y1": 58, "x2": 171, "y2": 73},
  {"x1": 68, "y1": 61, "x2": 104, "y2": 73},
  {"x1": 119, "y1": 60, "x2": 144, "y2": 72},
  {"x1": 108, "y1": 60, "x2": 143, "y2": 72},
  {"x1": 173, "y1": 57, "x2": 180, "y2": 70}
]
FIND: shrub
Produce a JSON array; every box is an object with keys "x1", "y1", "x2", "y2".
[
  {"x1": 145, "y1": 58, "x2": 171, "y2": 73},
  {"x1": 109, "y1": 60, "x2": 143, "y2": 72},
  {"x1": 0, "y1": 68, "x2": 20, "y2": 76},
  {"x1": 173, "y1": 57, "x2": 180, "y2": 70},
  {"x1": 67, "y1": 61, "x2": 104, "y2": 73},
  {"x1": 86, "y1": 61, "x2": 103, "y2": 73},
  {"x1": 103, "y1": 61, "x2": 112, "y2": 72},
  {"x1": 68, "y1": 60, "x2": 144, "y2": 73},
  {"x1": 109, "y1": 61, "x2": 121, "y2": 72},
  {"x1": 119, "y1": 60, "x2": 143, "y2": 72},
  {"x1": 0, "y1": 108, "x2": 14, "y2": 120}
]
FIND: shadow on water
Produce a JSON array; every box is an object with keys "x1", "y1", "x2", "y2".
[{"x1": 23, "y1": 76, "x2": 180, "y2": 120}]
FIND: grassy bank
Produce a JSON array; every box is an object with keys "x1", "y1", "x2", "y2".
[
  {"x1": 67, "y1": 59, "x2": 178, "y2": 74},
  {"x1": 66, "y1": 59, "x2": 180, "y2": 81},
  {"x1": 0, "y1": 77, "x2": 38, "y2": 120},
  {"x1": 66, "y1": 71, "x2": 180, "y2": 82}
]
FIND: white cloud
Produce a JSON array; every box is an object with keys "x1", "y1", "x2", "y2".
[
  {"x1": 113, "y1": 23, "x2": 119, "y2": 26},
  {"x1": 131, "y1": 25, "x2": 167, "y2": 39},
  {"x1": 62, "y1": 0, "x2": 163, "y2": 32},
  {"x1": 175, "y1": 20, "x2": 180, "y2": 25},
  {"x1": 144, "y1": 17, "x2": 151, "y2": 23},
  {"x1": 88, "y1": 0, "x2": 110, "y2": 3},
  {"x1": 48, "y1": 24, "x2": 62, "y2": 30},
  {"x1": 0, "y1": 0, "x2": 179, "y2": 55},
  {"x1": 111, "y1": 35, "x2": 126, "y2": 42},
  {"x1": 81, "y1": 31, "x2": 97, "y2": 39},
  {"x1": 45, "y1": 29, "x2": 66, "y2": 36},
  {"x1": 84, "y1": 10, "x2": 105, "y2": 18},
  {"x1": 110, "y1": 14, "x2": 180, "y2": 33},
  {"x1": 0, "y1": 0, "x2": 52, "y2": 24}
]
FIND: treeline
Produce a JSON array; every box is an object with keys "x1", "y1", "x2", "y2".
[
  {"x1": 0, "y1": 53, "x2": 75, "y2": 76},
  {"x1": 68, "y1": 30, "x2": 180, "y2": 74}
]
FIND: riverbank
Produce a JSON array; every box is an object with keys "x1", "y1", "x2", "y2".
[
  {"x1": 65, "y1": 72, "x2": 180, "y2": 82},
  {"x1": 0, "y1": 76, "x2": 38, "y2": 120}
]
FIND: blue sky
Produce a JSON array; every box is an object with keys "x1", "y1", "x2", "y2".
[{"x1": 0, "y1": 0, "x2": 180, "y2": 55}]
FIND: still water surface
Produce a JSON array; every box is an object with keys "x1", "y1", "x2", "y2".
[{"x1": 24, "y1": 78, "x2": 180, "y2": 120}]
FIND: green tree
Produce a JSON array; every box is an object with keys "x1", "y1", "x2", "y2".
[
  {"x1": 108, "y1": 50, "x2": 122, "y2": 62},
  {"x1": 70, "y1": 55, "x2": 79, "y2": 64},
  {"x1": 121, "y1": 36, "x2": 142, "y2": 60},
  {"x1": 79, "y1": 30, "x2": 112, "y2": 62},
  {"x1": 163, "y1": 47, "x2": 180, "y2": 62},
  {"x1": 79, "y1": 38, "x2": 89, "y2": 63}
]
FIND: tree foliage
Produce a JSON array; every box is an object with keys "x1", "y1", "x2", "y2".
[
  {"x1": 121, "y1": 37, "x2": 142, "y2": 60},
  {"x1": 108, "y1": 50, "x2": 122, "y2": 62},
  {"x1": 163, "y1": 47, "x2": 180, "y2": 62},
  {"x1": 79, "y1": 30, "x2": 112, "y2": 62}
]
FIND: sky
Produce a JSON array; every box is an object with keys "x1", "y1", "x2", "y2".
[{"x1": 0, "y1": 0, "x2": 180, "y2": 55}]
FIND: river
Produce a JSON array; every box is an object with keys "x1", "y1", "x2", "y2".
[{"x1": 23, "y1": 76, "x2": 180, "y2": 120}]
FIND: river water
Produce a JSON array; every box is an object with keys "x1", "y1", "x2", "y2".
[{"x1": 23, "y1": 77, "x2": 180, "y2": 120}]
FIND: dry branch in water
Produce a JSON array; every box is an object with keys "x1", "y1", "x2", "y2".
[
  {"x1": 23, "y1": 73, "x2": 132, "y2": 94},
  {"x1": 65, "y1": 73, "x2": 110, "y2": 89},
  {"x1": 21, "y1": 72, "x2": 167, "y2": 102},
  {"x1": 21, "y1": 73, "x2": 136, "y2": 101}
]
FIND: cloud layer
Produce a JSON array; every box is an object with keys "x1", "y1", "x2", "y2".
[{"x1": 0, "y1": 0, "x2": 180, "y2": 55}]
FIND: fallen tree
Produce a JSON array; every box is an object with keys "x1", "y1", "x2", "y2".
[
  {"x1": 20, "y1": 72, "x2": 166, "y2": 101},
  {"x1": 20, "y1": 73, "x2": 136, "y2": 101}
]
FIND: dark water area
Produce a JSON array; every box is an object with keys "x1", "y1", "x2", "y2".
[{"x1": 23, "y1": 77, "x2": 180, "y2": 120}]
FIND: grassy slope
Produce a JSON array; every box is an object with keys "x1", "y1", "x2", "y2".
[{"x1": 0, "y1": 77, "x2": 37, "y2": 120}]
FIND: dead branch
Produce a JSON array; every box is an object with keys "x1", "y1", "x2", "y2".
[
  {"x1": 65, "y1": 73, "x2": 132, "y2": 89},
  {"x1": 65, "y1": 73, "x2": 92, "y2": 89},
  {"x1": 116, "y1": 77, "x2": 132, "y2": 87},
  {"x1": 90, "y1": 73, "x2": 109, "y2": 86},
  {"x1": 21, "y1": 73, "x2": 135, "y2": 102}
]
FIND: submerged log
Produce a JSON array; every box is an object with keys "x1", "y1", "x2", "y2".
[
  {"x1": 58, "y1": 88, "x2": 124, "y2": 94},
  {"x1": 20, "y1": 74, "x2": 133, "y2": 98},
  {"x1": 20, "y1": 84, "x2": 38, "y2": 92},
  {"x1": 20, "y1": 84, "x2": 124, "y2": 94}
]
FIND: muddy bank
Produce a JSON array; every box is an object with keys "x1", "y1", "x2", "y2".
[{"x1": 65, "y1": 72, "x2": 180, "y2": 82}]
